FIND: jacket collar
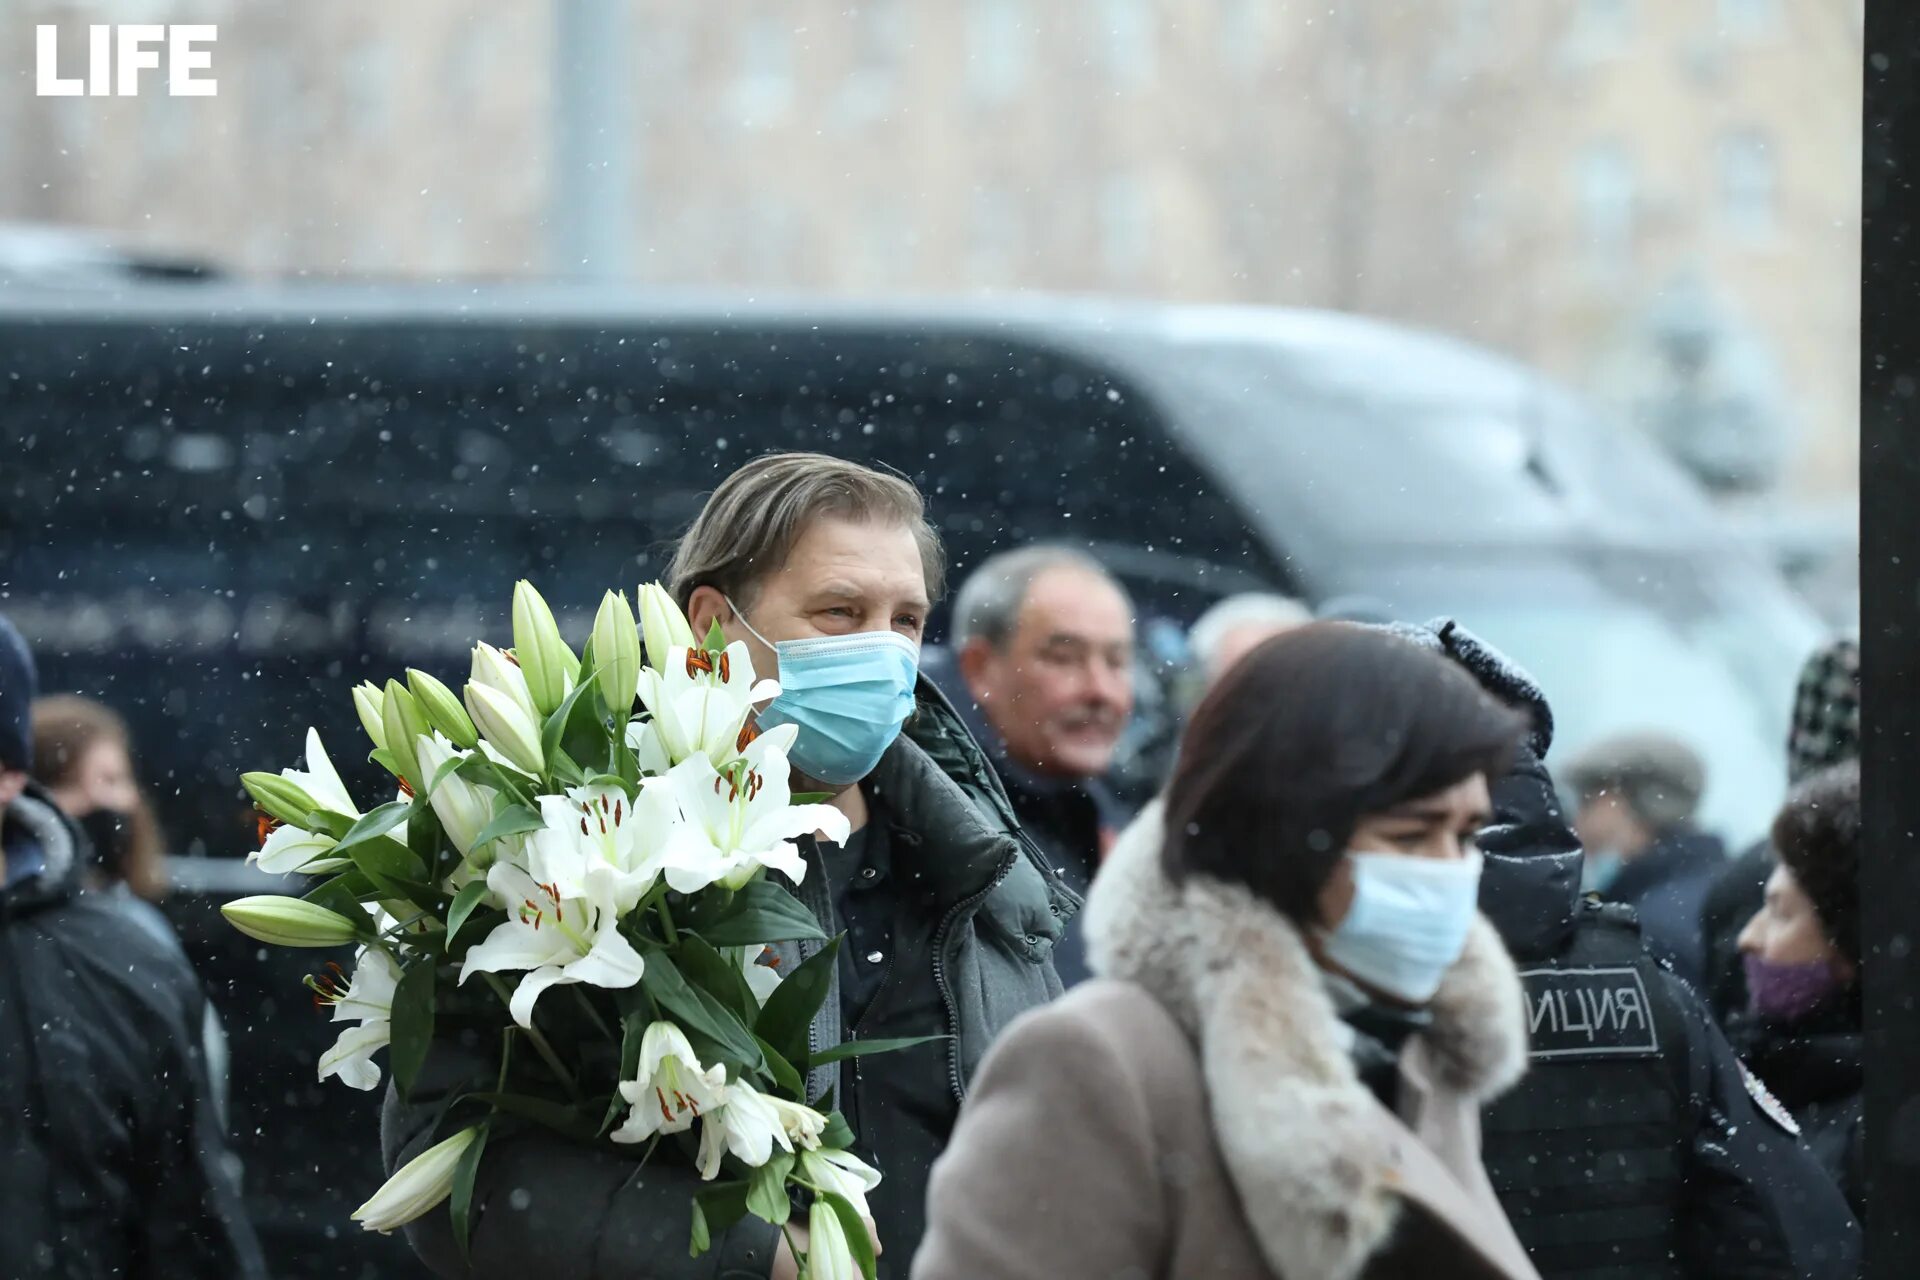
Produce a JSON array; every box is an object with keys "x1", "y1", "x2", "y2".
[
  {"x1": 864, "y1": 675, "x2": 1070, "y2": 937},
  {"x1": 1, "y1": 784, "x2": 83, "y2": 915},
  {"x1": 1085, "y1": 799, "x2": 1529, "y2": 1280}
]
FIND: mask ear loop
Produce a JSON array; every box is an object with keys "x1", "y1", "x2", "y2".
[{"x1": 722, "y1": 594, "x2": 778, "y2": 650}]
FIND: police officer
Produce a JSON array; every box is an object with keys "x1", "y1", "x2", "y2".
[{"x1": 1391, "y1": 620, "x2": 1861, "y2": 1280}]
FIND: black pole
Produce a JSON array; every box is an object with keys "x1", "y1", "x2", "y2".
[{"x1": 1861, "y1": 3, "x2": 1920, "y2": 1276}]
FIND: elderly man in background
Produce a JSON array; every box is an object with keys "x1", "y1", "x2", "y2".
[
  {"x1": 952, "y1": 545, "x2": 1135, "y2": 986},
  {"x1": 1564, "y1": 730, "x2": 1724, "y2": 986}
]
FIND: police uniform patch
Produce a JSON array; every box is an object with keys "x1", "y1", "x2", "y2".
[
  {"x1": 1517, "y1": 965, "x2": 1661, "y2": 1060},
  {"x1": 1740, "y1": 1061, "x2": 1802, "y2": 1137}
]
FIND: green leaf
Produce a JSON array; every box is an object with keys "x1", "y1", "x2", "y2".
[
  {"x1": 600, "y1": 1010, "x2": 652, "y2": 1137},
  {"x1": 745, "y1": 1150, "x2": 795, "y2": 1225},
  {"x1": 455, "y1": 753, "x2": 535, "y2": 809},
  {"x1": 468, "y1": 1090, "x2": 601, "y2": 1144},
  {"x1": 539, "y1": 668, "x2": 604, "y2": 774},
  {"x1": 788, "y1": 791, "x2": 833, "y2": 805},
  {"x1": 331, "y1": 800, "x2": 414, "y2": 856},
  {"x1": 819, "y1": 1109, "x2": 855, "y2": 1151},
  {"x1": 302, "y1": 873, "x2": 371, "y2": 920},
  {"x1": 547, "y1": 748, "x2": 586, "y2": 789},
  {"x1": 821, "y1": 1190, "x2": 878, "y2": 1280},
  {"x1": 689, "y1": 1181, "x2": 751, "y2": 1258},
  {"x1": 755, "y1": 937, "x2": 839, "y2": 1068},
  {"x1": 445, "y1": 880, "x2": 491, "y2": 946},
  {"x1": 302, "y1": 809, "x2": 358, "y2": 841},
  {"x1": 407, "y1": 794, "x2": 454, "y2": 882},
  {"x1": 449, "y1": 1120, "x2": 489, "y2": 1263},
  {"x1": 389, "y1": 958, "x2": 437, "y2": 1101},
  {"x1": 426, "y1": 750, "x2": 468, "y2": 798},
  {"x1": 683, "y1": 880, "x2": 829, "y2": 948},
  {"x1": 676, "y1": 935, "x2": 760, "y2": 1025},
  {"x1": 473, "y1": 803, "x2": 547, "y2": 852},
  {"x1": 370, "y1": 747, "x2": 405, "y2": 779},
  {"x1": 640, "y1": 950, "x2": 767, "y2": 1075},
  {"x1": 756, "y1": 1036, "x2": 804, "y2": 1099},
  {"x1": 806, "y1": 1033, "x2": 950, "y2": 1068},
  {"x1": 347, "y1": 835, "x2": 429, "y2": 893}
]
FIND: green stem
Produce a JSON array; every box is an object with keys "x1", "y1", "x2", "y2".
[
  {"x1": 657, "y1": 898, "x2": 680, "y2": 947},
  {"x1": 781, "y1": 1223, "x2": 806, "y2": 1280},
  {"x1": 480, "y1": 973, "x2": 579, "y2": 1098}
]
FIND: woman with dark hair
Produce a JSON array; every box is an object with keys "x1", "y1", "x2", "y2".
[
  {"x1": 1735, "y1": 760, "x2": 1863, "y2": 1217},
  {"x1": 912, "y1": 624, "x2": 1540, "y2": 1280}
]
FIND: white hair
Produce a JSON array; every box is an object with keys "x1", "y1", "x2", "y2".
[
  {"x1": 951, "y1": 545, "x2": 1126, "y2": 651},
  {"x1": 1188, "y1": 593, "x2": 1314, "y2": 673}
]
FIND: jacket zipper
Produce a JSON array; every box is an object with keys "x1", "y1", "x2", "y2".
[{"x1": 928, "y1": 845, "x2": 1021, "y2": 1103}]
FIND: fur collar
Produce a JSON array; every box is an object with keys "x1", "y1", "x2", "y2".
[{"x1": 1085, "y1": 799, "x2": 1529, "y2": 1280}]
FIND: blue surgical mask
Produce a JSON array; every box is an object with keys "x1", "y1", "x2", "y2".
[
  {"x1": 1319, "y1": 850, "x2": 1484, "y2": 1005},
  {"x1": 727, "y1": 597, "x2": 920, "y2": 786}
]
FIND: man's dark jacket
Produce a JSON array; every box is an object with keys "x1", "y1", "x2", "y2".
[
  {"x1": 383, "y1": 677, "x2": 1079, "y2": 1279},
  {"x1": 0, "y1": 783, "x2": 265, "y2": 1280},
  {"x1": 1402, "y1": 620, "x2": 1862, "y2": 1280}
]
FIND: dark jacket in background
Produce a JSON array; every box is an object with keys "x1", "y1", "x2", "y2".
[
  {"x1": 1699, "y1": 839, "x2": 1772, "y2": 1027},
  {"x1": 0, "y1": 784, "x2": 265, "y2": 1280},
  {"x1": 1600, "y1": 827, "x2": 1725, "y2": 989},
  {"x1": 1733, "y1": 1002, "x2": 1864, "y2": 1221},
  {"x1": 1402, "y1": 619, "x2": 1861, "y2": 1280},
  {"x1": 384, "y1": 678, "x2": 1077, "y2": 1280}
]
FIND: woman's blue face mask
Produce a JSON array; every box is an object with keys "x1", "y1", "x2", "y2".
[{"x1": 727, "y1": 596, "x2": 920, "y2": 786}]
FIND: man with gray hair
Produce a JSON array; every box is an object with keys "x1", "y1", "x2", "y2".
[
  {"x1": 952, "y1": 545, "x2": 1134, "y2": 986},
  {"x1": 1186, "y1": 591, "x2": 1315, "y2": 685}
]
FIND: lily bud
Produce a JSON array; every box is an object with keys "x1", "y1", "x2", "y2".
[
  {"x1": 470, "y1": 643, "x2": 538, "y2": 722},
  {"x1": 591, "y1": 590, "x2": 641, "y2": 718},
  {"x1": 638, "y1": 581, "x2": 697, "y2": 671},
  {"x1": 464, "y1": 681, "x2": 545, "y2": 776},
  {"x1": 407, "y1": 668, "x2": 479, "y2": 751},
  {"x1": 381, "y1": 682, "x2": 430, "y2": 793},
  {"x1": 242, "y1": 772, "x2": 320, "y2": 827},
  {"x1": 807, "y1": 1199, "x2": 859, "y2": 1280},
  {"x1": 414, "y1": 732, "x2": 494, "y2": 857},
  {"x1": 512, "y1": 580, "x2": 578, "y2": 717},
  {"x1": 352, "y1": 682, "x2": 389, "y2": 754},
  {"x1": 222, "y1": 895, "x2": 365, "y2": 948},
  {"x1": 352, "y1": 1126, "x2": 480, "y2": 1234}
]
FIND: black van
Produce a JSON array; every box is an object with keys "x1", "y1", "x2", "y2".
[{"x1": 1, "y1": 284, "x2": 1823, "y2": 1276}]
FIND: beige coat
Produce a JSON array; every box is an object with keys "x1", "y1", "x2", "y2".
[{"x1": 911, "y1": 801, "x2": 1542, "y2": 1280}]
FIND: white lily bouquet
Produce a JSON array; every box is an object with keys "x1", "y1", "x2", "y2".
[{"x1": 222, "y1": 581, "x2": 919, "y2": 1279}]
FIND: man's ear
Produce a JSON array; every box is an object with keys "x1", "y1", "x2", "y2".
[
  {"x1": 956, "y1": 636, "x2": 998, "y2": 698},
  {"x1": 685, "y1": 586, "x2": 730, "y2": 644}
]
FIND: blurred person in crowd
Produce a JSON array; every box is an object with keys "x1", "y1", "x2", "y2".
[
  {"x1": 952, "y1": 544, "x2": 1134, "y2": 986},
  {"x1": 1701, "y1": 637, "x2": 1859, "y2": 1027},
  {"x1": 1403, "y1": 620, "x2": 1860, "y2": 1280},
  {"x1": 1564, "y1": 731, "x2": 1723, "y2": 986},
  {"x1": 1735, "y1": 760, "x2": 1863, "y2": 1218},
  {"x1": 914, "y1": 624, "x2": 1543, "y2": 1280},
  {"x1": 1186, "y1": 590, "x2": 1315, "y2": 686},
  {"x1": 0, "y1": 615, "x2": 265, "y2": 1279},
  {"x1": 386, "y1": 454, "x2": 1075, "y2": 1280},
  {"x1": 33, "y1": 692, "x2": 233, "y2": 1131}
]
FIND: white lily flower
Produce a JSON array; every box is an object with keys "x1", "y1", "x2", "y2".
[
  {"x1": 250, "y1": 823, "x2": 347, "y2": 876},
  {"x1": 728, "y1": 944, "x2": 784, "y2": 1005},
  {"x1": 458, "y1": 861, "x2": 645, "y2": 1028},
  {"x1": 634, "y1": 641, "x2": 780, "y2": 767},
  {"x1": 623, "y1": 717, "x2": 674, "y2": 778},
  {"x1": 352, "y1": 682, "x2": 388, "y2": 754},
  {"x1": 591, "y1": 589, "x2": 643, "y2": 719},
  {"x1": 766, "y1": 1096, "x2": 831, "y2": 1151},
  {"x1": 657, "y1": 748, "x2": 849, "y2": 894},
  {"x1": 799, "y1": 1148, "x2": 884, "y2": 1219},
  {"x1": 282, "y1": 727, "x2": 360, "y2": 817},
  {"x1": 806, "y1": 1198, "x2": 859, "y2": 1280},
  {"x1": 353, "y1": 1126, "x2": 480, "y2": 1234},
  {"x1": 414, "y1": 732, "x2": 498, "y2": 861},
  {"x1": 512, "y1": 580, "x2": 579, "y2": 717},
  {"x1": 610, "y1": 1021, "x2": 729, "y2": 1144},
  {"x1": 526, "y1": 781, "x2": 676, "y2": 913},
  {"x1": 695, "y1": 1078, "x2": 793, "y2": 1180},
  {"x1": 315, "y1": 946, "x2": 402, "y2": 1091}
]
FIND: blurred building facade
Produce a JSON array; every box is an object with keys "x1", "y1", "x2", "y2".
[{"x1": 0, "y1": 0, "x2": 1862, "y2": 507}]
